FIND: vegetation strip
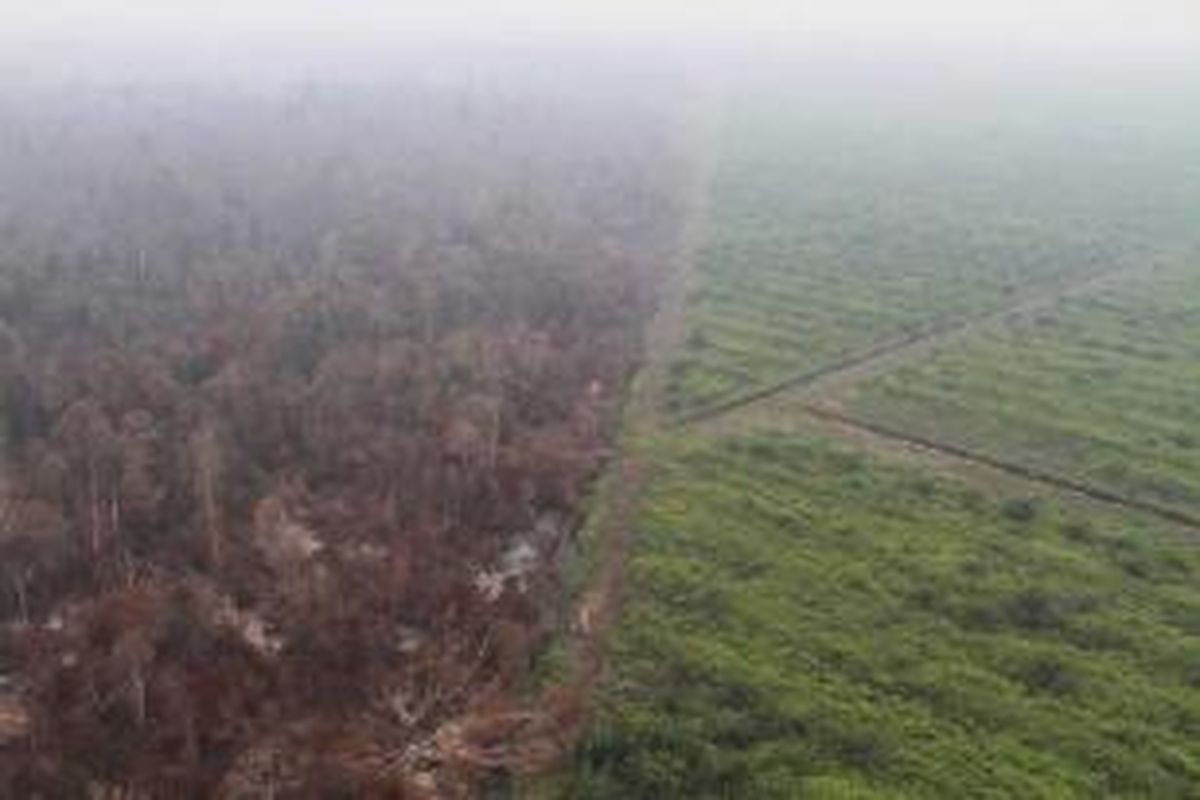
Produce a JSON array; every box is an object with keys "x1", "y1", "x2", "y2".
[
  {"x1": 563, "y1": 434, "x2": 1200, "y2": 797},
  {"x1": 670, "y1": 263, "x2": 1145, "y2": 428},
  {"x1": 511, "y1": 83, "x2": 724, "y2": 784},
  {"x1": 845, "y1": 260, "x2": 1200, "y2": 520},
  {"x1": 803, "y1": 404, "x2": 1200, "y2": 534}
]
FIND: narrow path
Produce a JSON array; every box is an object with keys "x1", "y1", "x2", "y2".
[
  {"x1": 629, "y1": 81, "x2": 725, "y2": 437},
  {"x1": 676, "y1": 254, "x2": 1200, "y2": 537},
  {"x1": 803, "y1": 404, "x2": 1200, "y2": 534},
  {"x1": 454, "y1": 80, "x2": 726, "y2": 780},
  {"x1": 532, "y1": 74, "x2": 727, "y2": 759},
  {"x1": 674, "y1": 261, "x2": 1152, "y2": 428},
  {"x1": 559, "y1": 74, "x2": 725, "y2": 664},
  {"x1": 688, "y1": 387, "x2": 1200, "y2": 539}
]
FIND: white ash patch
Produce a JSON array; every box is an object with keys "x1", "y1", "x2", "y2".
[
  {"x1": 0, "y1": 691, "x2": 29, "y2": 744},
  {"x1": 253, "y1": 495, "x2": 324, "y2": 569},
  {"x1": 473, "y1": 535, "x2": 542, "y2": 602}
]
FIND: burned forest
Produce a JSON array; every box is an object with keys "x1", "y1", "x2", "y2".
[{"x1": 0, "y1": 65, "x2": 690, "y2": 797}]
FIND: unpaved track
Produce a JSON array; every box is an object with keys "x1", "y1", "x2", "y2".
[
  {"x1": 690, "y1": 384, "x2": 1200, "y2": 539},
  {"x1": 675, "y1": 260, "x2": 1157, "y2": 429},
  {"x1": 528, "y1": 74, "x2": 726, "y2": 755},
  {"x1": 676, "y1": 253, "x2": 1200, "y2": 537},
  {"x1": 477, "y1": 80, "x2": 727, "y2": 780},
  {"x1": 568, "y1": 75, "x2": 725, "y2": 652},
  {"x1": 628, "y1": 80, "x2": 726, "y2": 436},
  {"x1": 804, "y1": 404, "x2": 1200, "y2": 534}
]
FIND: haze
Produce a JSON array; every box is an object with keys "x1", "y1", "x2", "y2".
[
  {"x1": 3, "y1": 0, "x2": 1200, "y2": 796},
  {"x1": 4, "y1": 0, "x2": 1199, "y2": 66}
]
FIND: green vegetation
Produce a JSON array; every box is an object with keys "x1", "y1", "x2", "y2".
[
  {"x1": 665, "y1": 88, "x2": 1200, "y2": 415},
  {"x1": 549, "y1": 70, "x2": 1200, "y2": 799},
  {"x1": 851, "y1": 262, "x2": 1200, "y2": 516},
  {"x1": 561, "y1": 435, "x2": 1200, "y2": 798}
]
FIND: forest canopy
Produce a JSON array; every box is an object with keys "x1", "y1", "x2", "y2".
[{"x1": 0, "y1": 64, "x2": 690, "y2": 796}]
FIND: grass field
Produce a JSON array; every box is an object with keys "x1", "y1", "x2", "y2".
[
  {"x1": 559, "y1": 435, "x2": 1200, "y2": 798},
  {"x1": 545, "y1": 71, "x2": 1200, "y2": 799},
  {"x1": 847, "y1": 261, "x2": 1200, "y2": 518},
  {"x1": 664, "y1": 88, "x2": 1200, "y2": 415}
]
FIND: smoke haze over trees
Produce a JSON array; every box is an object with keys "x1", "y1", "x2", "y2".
[{"x1": 0, "y1": 59, "x2": 691, "y2": 795}]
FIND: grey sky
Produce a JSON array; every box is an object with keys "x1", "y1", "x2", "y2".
[
  {"x1": 1, "y1": 0, "x2": 1197, "y2": 86},
  {"x1": 3, "y1": 0, "x2": 1196, "y2": 48}
]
